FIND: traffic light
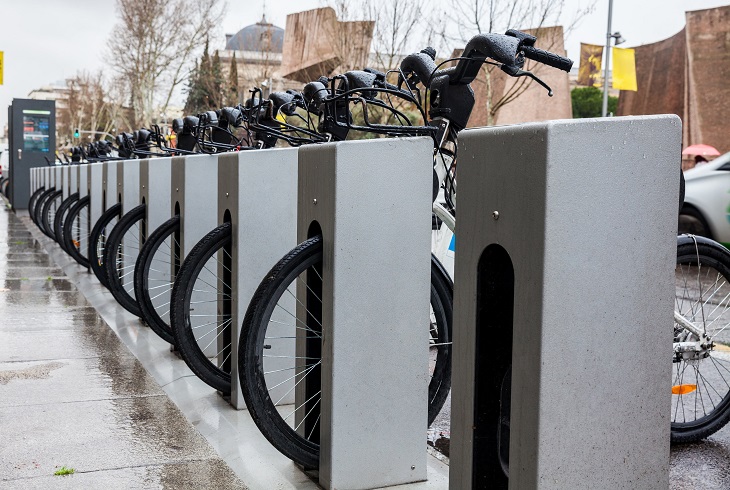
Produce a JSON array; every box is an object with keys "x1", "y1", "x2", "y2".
[{"x1": 73, "y1": 128, "x2": 80, "y2": 138}]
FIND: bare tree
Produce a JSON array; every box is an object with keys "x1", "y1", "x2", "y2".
[
  {"x1": 106, "y1": 0, "x2": 225, "y2": 127},
  {"x1": 57, "y1": 72, "x2": 131, "y2": 144},
  {"x1": 365, "y1": 0, "x2": 423, "y2": 72},
  {"x1": 441, "y1": 0, "x2": 594, "y2": 125},
  {"x1": 323, "y1": 1, "x2": 375, "y2": 74}
]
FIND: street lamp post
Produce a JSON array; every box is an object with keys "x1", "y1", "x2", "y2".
[{"x1": 602, "y1": 0, "x2": 625, "y2": 117}]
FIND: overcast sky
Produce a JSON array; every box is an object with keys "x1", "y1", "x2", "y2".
[{"x1": 0, "y1": 0, "x2": 728, "y2": 133}]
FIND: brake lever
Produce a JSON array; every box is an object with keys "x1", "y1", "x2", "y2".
[{"x1": 500, "y1": 64, "x2": 553, "y2": 97}]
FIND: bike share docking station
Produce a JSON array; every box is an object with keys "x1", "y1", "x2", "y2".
[
  {"x1": 117, "y1": 158, "x2": 141, "y2": 216},
  {"x1": 297, "y1": 137, "x2": 433, "y2": 489},
  {"x1": 53, "y1": 165, "x2": 62, "y2": 197},
  {"x1": 139, "y1": 157, "x2": 172, "y2": 240},
  {"x1": 449, "y1": 115, "x2": 681, "y2": 489},
  {"x1": 88, "y1": 162, "x2": 104, "y2": 230},
  {"x1": 217, "y1": 148, "x2": 299, "y2": 409},
  {"x1": 98, "y1": 160, "x2": 119, "y2": 219},
  {"x1": 116, "y1": 158, "x2": 141, "y2": 281},
  {"x1": 77, "y1": 163, "x2": 89, "y2": 205},
  {"x1": 60, "y1": 163, "x2": 74, "y2": 201},
  {"x1": 30, "y1": 167, "x2": 40, "y2": 195},
  {"x1": 170, "y1": 154, "x2": 219, "y2": 352}
]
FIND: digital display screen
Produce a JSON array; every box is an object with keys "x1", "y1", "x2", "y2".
[{"x1": 23, "y1": 112, "x2": 50, "y2": 152}]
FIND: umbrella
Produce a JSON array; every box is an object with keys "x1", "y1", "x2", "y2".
[{"x1": 682, "y1": 144, "x2": 721, "y2": 157}]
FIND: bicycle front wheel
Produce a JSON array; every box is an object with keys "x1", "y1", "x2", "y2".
[
  {"x1": 88, "y1": 203, "x2": 122, "y2": 289},
  {"x1": 170, "y1": 222, "x2": 233, "y2": 392},
  {"x1": 134, "y1": 216, "x2": 180, "y2": 345},
  {"x1": 62, "y1": 196, "x2": 90, "y2": 268},
  {"x1": 672, "y1": 235, "x2": 730, "y2": 443},
  {"x1": 54, "y1": 193, "x2": 79, "y2": 253},
  {"x1": 40, "y1": 189, "x2": 63, "y2": 238},
  {"x1": 104, "y1": 204, "x2": 146, "y2": 317},
  {"x1": 27, "y1": 187, "x2": 45, "y2": 222},
  {"x1": 32, "y1": 187, "x2": 54, "y2": 226},
  {"x1": 238, "y1": 235, "x2": 452, "y2": 469}
]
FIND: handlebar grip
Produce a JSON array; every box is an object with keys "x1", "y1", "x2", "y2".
[
  {"x1": 303, "y1": 81, "x2": 328, "y2": 112},
  {"x1": 269, "y1": 91, "x2": 297, "y2": 116},
  {"x1": 521, "y1": 45, "x2": 573, "y2": 72},
  {"x1": 399, "y1": 51, "x2": 438, "y2": 87},
  {"x1": 220, "y1": 106, "x2": 243, "y2": 125}
]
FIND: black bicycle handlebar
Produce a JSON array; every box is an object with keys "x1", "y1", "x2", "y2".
[
  {"x1": 399, "y1": 51, "x2": 438, "y2": 88},
  {"x1": 269, "y1": 91, "x2": 298, "y2": 116},
  {"x1": 521, "y1": 45, "x2": 573, "y2": 72},
  {"x1": 401, "y1": 30, "x2": 573, "y2": 89},
  {"x1": 303, "y1": 81, "x2": 328, "y2": 112}
]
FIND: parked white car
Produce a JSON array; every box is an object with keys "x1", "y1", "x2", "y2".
[{"x1": 680, "y1": 151, "x2": 730, "y2": 246}]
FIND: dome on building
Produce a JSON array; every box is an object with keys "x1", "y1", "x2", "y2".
[{"x1": 225, "y1": 15, "x2": 284, "y2": 53}]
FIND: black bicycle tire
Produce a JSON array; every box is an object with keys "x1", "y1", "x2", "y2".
[
  {"x1": 428, "y1": 253, "x2": 453, "y2": 422},
  {"x1": 672, "y1": 238, "x2": 730, "y2": 443},
  {"x1": 40, "y1": 190, "x2": 63, "y2": 239},
  {"x1": 88, "y1": 203, "x2": 122, "y2": 289},
  {"x1": 27, "y1": 187, "x2": 45, "y2": 221},
  {"x1": 240, "y1": 236, "x2": 322, "y2": 469},
  {"x1": 33, "y1": 188, "x2": 56, "y2": 228},
  {"x1": 134, "y1": 216, "x2": 179, "y2": 345},
  {"x1": 54, "y1": 193, "x2": 79, "y2": 252},
  {"x1": 62, "y1": 196, "x2": 91, "y2": 268},
  {"x1": 238, "y1": 235, "x2": 453, "y2": 469},
  {"x1": 170, "y1": 222, "x2": 232, "y2": 392},
  {"x1": 103, "y1": 204, "x2": 146, "y2": 317}
]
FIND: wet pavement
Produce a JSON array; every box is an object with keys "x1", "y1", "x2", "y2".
[
  {"x1": 0, "y1": 203, "x2": 245, "y2": 489},
  {"x1": 1, "y1": 200, "x2": 449, "y2": 490}
]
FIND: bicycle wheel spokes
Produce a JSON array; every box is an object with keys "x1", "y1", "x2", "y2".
[
  {"x1": 72, "y1": 207, "x2": 89, "y2": 256},
  {"x1": 114, "y1": 220, "x2": 144, "y2": 297},
  {"x1": 263, "y1": 258, "x2": 322, "y2": 444},
  {"x1": 147, "y1": 232, "x2": 178, "y2": 324},
  {"x1": 673, "y1": 246, "x2": 730, "y2": 440},
  {"x1": 239, "y1": 237, "x2": 453, "y2": 469},
  {"x1": 63, "y1": 196, "x2": 90, "y2": 267},
  {"x1": 89, "y1": 202, "x2": 122, "y2": 288},
  {"x1": 187, "y1": 245, "x2": 233, "y2": 371},
  {"x1": 97, "y1": 219, "x2": 117, "y2": 265},
  {"x1": 135, "y1": 216, "x2": 180, "y2": 345},
  {"x1": 171, "y1": 222, "x2": 233, "y2": 392}
]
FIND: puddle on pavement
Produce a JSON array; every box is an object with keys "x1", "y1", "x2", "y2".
[{"x1": 0, "y1": 361, "x2": 66, "y2": 385}]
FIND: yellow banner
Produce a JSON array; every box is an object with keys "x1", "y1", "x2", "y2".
[
  {"x1": 577, "y1": 43, "x2": 603, "y2": 87},
  {"x1": 612, "y1": 47, "x2": 637, "y2": 91},
  {"x1": 0, "y1": 51, "x2": 4, "y2": 85}
]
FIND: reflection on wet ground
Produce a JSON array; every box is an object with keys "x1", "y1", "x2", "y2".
[{"x1": 0, "y1": 204, "x2": 245, "y2": 488}]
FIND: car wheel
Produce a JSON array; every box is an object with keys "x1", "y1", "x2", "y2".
[{"x1": 678, "y1": 206, "x2": 712, "y2": 238}]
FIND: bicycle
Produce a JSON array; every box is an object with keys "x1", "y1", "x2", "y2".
[{"x1": 672, "y1": 233, "x2": 730, "y2": 442}]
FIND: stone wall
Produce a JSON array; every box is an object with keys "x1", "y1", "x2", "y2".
[
  {"x1": 281, "y1": 8, "x2": 374, "y2": 83},
  {"x1": 617, "y1": 6, "x2": 730, "y2": 155}
]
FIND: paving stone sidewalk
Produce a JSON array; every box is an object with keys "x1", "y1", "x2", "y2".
[{"x1": 0, "y1": 203, "x2": 245, "y2": 489}]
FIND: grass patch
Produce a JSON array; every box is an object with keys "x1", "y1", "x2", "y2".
[
  {"x1": 54, "y1": 466, "x2": 76, "y2": 476},
  {"x1": 47, "y1": 276, "x2": 52, "y2": 281}
]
